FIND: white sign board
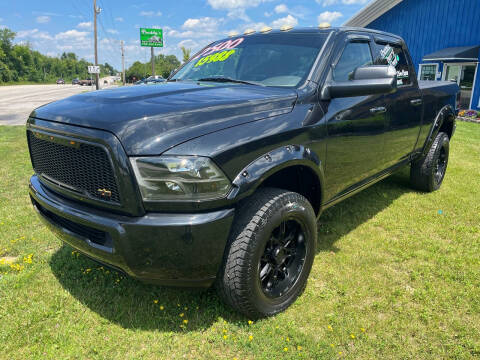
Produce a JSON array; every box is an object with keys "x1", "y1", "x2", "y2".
[{"x1": 88, "y1": 66, "x2": 100, "y2": 74}]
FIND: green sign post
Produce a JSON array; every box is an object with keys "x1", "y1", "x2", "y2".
[
  {"x1": 140, "y1": 28, "x2": 163, "y2": 77},
  {"x1": 140, "y1": 28, "x2": 163, "y2": 48}
]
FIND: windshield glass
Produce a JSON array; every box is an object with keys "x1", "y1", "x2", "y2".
[{"x1": 172, "y1": 32, "x2": 328, "y2": 87}]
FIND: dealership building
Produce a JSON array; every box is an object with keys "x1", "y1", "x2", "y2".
[{"x1": 346, "y1": 0, "x2": 480, "y2": 111}]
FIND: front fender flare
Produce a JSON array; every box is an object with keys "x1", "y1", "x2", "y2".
[{"x1": 227, "y1": 145, "x2": 325, "y2": 203}]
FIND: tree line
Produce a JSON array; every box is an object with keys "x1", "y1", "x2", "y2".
[
  {"x1": 125, "y1": 53, "x2": 181, "y2": 82},
  {"x1": 0, "y1": 28, "x2": 117, "y2": 84}
]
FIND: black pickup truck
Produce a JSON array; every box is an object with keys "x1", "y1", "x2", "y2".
[{"x1": 27, "y1": 27, "x2": 459, "y2": 318}]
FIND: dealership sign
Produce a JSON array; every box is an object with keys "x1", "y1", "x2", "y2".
[{"x1": 140, "y1": 28, "x2": 163, "y2": 47}]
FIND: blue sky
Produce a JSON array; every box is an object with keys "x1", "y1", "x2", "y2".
[{"x1": 0, "y1": 0, "x2": 371, "y2": 70}]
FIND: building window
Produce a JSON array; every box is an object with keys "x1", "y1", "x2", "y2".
[{"x1": 419, "y1": 64, "x2": 438, "y2": 81}]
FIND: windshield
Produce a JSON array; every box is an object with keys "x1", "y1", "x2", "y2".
[{"x1": 172, "y1": 32, "x2": 328, "y2": 87}]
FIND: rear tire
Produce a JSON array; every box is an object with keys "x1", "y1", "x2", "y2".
[
  {"x1": 410, "y1": 132, "x2": 450, "y2": 192},
  {"x1": 216, "y1": 188, "x2": 317, "y2": 319}
]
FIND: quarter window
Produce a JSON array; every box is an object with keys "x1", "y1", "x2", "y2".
[
  {"x1": 333, "y1": 42, "x2": 373, "y2": 82},
  {"x1": 373, "y1": 43, "x2": 411, "y2": 86}
]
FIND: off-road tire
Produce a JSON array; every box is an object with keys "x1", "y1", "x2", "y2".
[
  {"x1": 410, "y1": 132, "x2": 450, "y2": 192},
  {"x1": 216, "y1": 188, "x2": 317, "y2": 318}
]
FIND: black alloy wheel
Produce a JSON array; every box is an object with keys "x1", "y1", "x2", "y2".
[
  {"x1": 434, "y1": 147, "x2": 448, "y2": 184},
  {"x1": 259, "y1": 219, "x2": 306, "y2": 298}
]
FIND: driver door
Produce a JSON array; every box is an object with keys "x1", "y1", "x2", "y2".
[{"x1": 324, "y1": 37, "x2": 387, "y2": 200}]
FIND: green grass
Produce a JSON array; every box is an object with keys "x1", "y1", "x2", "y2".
[
  {"x1": 0, "y1": 81, "x2": 57, "y2": 86},
  {"x1": 0, "y1": 123, "x2": 479, "y2": 359}
]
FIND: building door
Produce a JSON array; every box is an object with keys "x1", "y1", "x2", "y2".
[{"x1": 443, "y1": 63, "x2": 478, "y2": 109}]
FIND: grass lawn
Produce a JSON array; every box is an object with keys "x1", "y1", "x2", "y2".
[
  {"x1": 0, "y1": 81, "x2": 56, "y2": 86},
  {"x1": 0, "y1": 123, "x2": 479, "y2": 359}
]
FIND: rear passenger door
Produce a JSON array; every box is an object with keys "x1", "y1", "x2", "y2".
[
  {"x1": 324, "y1": 35, "x2": 387, "y2": 200},
  {"x1": 372, "y1": 40, "x2": 423, "y2": 167}
]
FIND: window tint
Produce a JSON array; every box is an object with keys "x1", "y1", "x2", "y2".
[
  {"x1": 333, "y1": 42, "x2": 373, "y2": 82},
  {"x1": 420, "y1": 64, "x2": 436, "y2": 81},
  {"x1": 373, "y1": 43, "x2": 411, "y2": 86},
  {"x1": 172, "y1": 33, "x2": 328, "y2": 87}
]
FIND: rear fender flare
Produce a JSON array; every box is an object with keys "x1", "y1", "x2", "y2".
[{"x1": 422, "y1": 104, "x2": 455, "y2": 157}]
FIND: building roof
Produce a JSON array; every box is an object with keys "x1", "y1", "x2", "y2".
[
  {"x1": 423, "y1": 46, "x2": 480, "y2": 62},
  {"x1": 344, "y1": 0, "x2": 404, "y2": 27}
]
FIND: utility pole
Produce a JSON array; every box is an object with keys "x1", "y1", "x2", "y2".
[
  {"x1": 151, "y1": 47, "x2": 155, "y2": 77},
  {"x1": 93, "y1": 0, "x2": 101, "y2": 90},
  {"x1": 121, "y1": 40, "x2": 125, "y2": 86}
]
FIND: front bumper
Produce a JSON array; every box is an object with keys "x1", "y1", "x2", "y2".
[{"x1": 29, "y1": 175, "x2": 234, "y2": 287}]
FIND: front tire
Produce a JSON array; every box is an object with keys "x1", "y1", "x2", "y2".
[
  {"x1": 410, "y1": 132, "x2": 450, "y2": 192},
  {"x1": 216, "y1": 188, "x2": 317, "y2": 318}
]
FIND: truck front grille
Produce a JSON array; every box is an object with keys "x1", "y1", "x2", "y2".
[{"x1": 27, "y1": 131, "x2": 120, "y2": 203}]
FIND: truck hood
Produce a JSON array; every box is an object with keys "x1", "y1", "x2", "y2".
[{"x1": 31, "y1": 82, "x2": 297, "y2": 155}]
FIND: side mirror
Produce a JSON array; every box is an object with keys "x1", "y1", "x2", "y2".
[{"x1": 322, "y1": 65, "x2": 397, "y2": 100}]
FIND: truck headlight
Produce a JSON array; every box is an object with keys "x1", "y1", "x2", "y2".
[{"x1": 130, "y1": 156, "x2": 231, "y2": 201}]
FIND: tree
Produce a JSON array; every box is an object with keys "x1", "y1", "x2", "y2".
[
  {"x1": 125, "y1": 54, "x2": 181, "y2": 81},
  {"x1": 181, "y1": 47, "x2": 191, "y2": 63}
]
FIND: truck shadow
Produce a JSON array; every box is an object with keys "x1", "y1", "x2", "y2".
[
  {"x1": 49, "y1": 168, "x2": 412, "y2": 331},
  {"x1": 315, "y1": 167, "x2": 412, "y2": 254}
]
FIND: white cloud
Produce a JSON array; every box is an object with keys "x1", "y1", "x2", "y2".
[
  {"x1": 207, "y1": 0, "x2": 266, "y2": 9},
  {"x1": 106, "y1": 29, "x2": 119, "y2": 34},
  {"x1": 318, "y1": 0, "x2": 369, "y2": 5},
  {"x1": 115, "y1": 17, "x2": 124, "y2": 22},
  {"x1": 77, "y1": 22, "x2": 92, "y2": 30},
  {"x1": 274, "y1": 4, "x2": 288, "y2": 14},
  {"x1": 182, "y1": 17, "x2": 219, "y2": 32},
  {"x1": 271, "y1": 14, "x2": 298, "y2": 28},
  {"x1": 36, "y1": 16, "x2": 50, "y2": 24},
  {"x1": 0, "y1": 18, "x2": 3, "y2": 23},
  {"x1": 207, "y1": 0, "x2": 272, "y2": 21},
  {"x1": 178, "y1": 39, "x2": 198, "y2": 49},
  {"x1": 318, "y1": 11, "x2": 343, "y2": 23},
  {"x1": 17, "y1": 29, "x2": 53, "y2": 40},
  {"x1": 342, "y1": 0, "x2": 369, "y2": 4},
  {"x1": 55, "y1": 29, "x2": 89, "y2": 41},
  {"x1": 167, "y1": 17, "x2": 223, "y2": 39},
  {"x1": 227, "y1": 8, "x2": 251, "y2": 21},
  {"x1": 139, "y1": 11, "x2": 162, "y2": 17}
]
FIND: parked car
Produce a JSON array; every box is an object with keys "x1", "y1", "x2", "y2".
[
  {"x1": 72, "y1": 78, "x2": 80, "y2": 85},
  {"x1": 56, "y1": 78, "x2": 65, "y2": 84},
  {"x1": 78, "y1": 78, "x2": 95, "y2": 86},
  {"x1": 135, "y1": 77, "x2": 166, "y2": 85},
  {"x1": 26, "y1": 27, "x2": 459, "y2": 318}
]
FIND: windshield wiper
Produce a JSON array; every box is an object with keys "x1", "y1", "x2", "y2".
[{"x1": 196, "y1": 77, "x2": 264, "y2": 86}]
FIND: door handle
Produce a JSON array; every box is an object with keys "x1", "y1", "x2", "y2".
[
  {"x1": 370, "y1": 107, "x2": 386, "y2": 114},
  {"x1": 410, "y1": 99, "x2": 423, "y2": 106}
]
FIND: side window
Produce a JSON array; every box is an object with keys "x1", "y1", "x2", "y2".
[
  {"x1": 333, "y1": 42, "x2": 373, "y2": 82},
  {"x1": 373, "y1": 43, "x2": 411, "y2": 86}
]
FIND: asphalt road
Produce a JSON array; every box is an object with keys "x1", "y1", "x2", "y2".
[{"x1": 0, "y1": 84, "x2": 114, "y2": 126}]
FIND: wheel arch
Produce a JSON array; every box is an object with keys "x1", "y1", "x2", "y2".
[
  {"x1": 422, "y1": 104, "x2": 456, "y2": 157},
  {"x1": 228, "y1": 145, "x2": 325, "y2": 216}
]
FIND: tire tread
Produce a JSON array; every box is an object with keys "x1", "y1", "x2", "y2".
[{"x1": 216, "y1": 188, "x2": 316, "y2": 318}]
